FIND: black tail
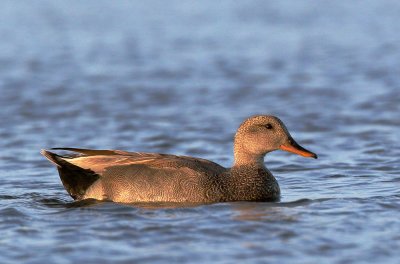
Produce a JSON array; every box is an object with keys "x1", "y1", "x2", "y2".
[{"x1": 41, "y1": 149, "x2": 99, "y2": 200}]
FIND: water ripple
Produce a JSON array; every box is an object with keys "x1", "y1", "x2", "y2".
[{"x1": 1, "y1": 1, "x2": 400, "y2": 263}]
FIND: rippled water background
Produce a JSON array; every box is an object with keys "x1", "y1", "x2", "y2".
[{"x1": 1, "y1": 1, "x2": 400, "y2": 263}]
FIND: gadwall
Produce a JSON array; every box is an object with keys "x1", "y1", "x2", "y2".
[{"x1": 41, "y1": 115, "x2": 317, "y2": 203}]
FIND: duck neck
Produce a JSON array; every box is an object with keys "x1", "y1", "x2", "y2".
[
  {"x1": 233, "y1": 145, "x2": 265, "y2": 168},
  {"x1": 226, "y1": 147, "x2": 279, "y2": 202}
]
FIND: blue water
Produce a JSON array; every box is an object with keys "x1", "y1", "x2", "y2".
[{"x1": 1, "y1": 1, "x2": 399, "y2": 263}]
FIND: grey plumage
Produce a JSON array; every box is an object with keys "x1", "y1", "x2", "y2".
[{"x1": 41, "y1": 115, "x2": 317, "y2": 204}]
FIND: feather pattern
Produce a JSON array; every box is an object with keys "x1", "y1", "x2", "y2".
[{"x1": 41, "y1": 115, "x2": 317, "y2": 203}]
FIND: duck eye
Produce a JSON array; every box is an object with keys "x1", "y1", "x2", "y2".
[{"x1": 265, "y1": 124, "x2": 273, "y2": 129}]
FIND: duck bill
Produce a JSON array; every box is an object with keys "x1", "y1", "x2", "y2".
[{"x1": 280, "y1": 137, "x2": 318, "y2": 159}]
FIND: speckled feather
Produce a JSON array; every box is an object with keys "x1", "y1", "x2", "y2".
[{"x1": 41, "y1": 115, "x2": 316, "y2": 203}]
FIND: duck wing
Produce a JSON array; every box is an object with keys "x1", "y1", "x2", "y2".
[
  {"x1": 51, "y1": 147, "x2": 225, "y2": 174},
  {"x1": 43, "y1": 148, "x2": 226, "y2": 202}
]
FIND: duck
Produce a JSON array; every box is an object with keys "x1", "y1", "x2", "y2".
[{"x1": 41, "y1": 115, "x2": 317, "y2": 204}]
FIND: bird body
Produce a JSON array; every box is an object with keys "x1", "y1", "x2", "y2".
[{"x1": 42, "y1": 115, "x2": 317, "y2": 204}]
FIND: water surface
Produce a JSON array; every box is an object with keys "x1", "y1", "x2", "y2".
[{"x1": 1, "y1": 1, "x2": 399, "y2": 263}]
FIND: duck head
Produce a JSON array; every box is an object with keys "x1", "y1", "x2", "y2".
[{"x1": 234, "y1": 115, "x2": 317, "y2": 166}]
